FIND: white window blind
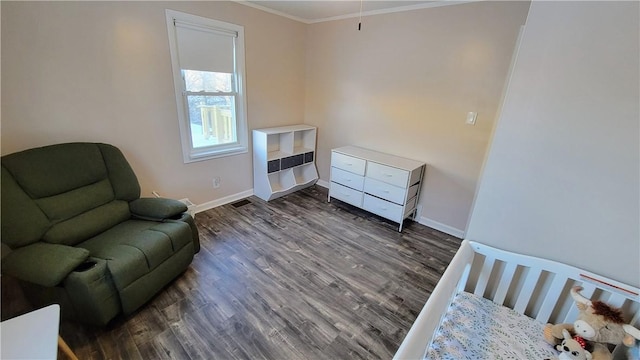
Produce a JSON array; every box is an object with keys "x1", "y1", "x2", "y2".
[{"x1": 174, "y1": 22, "x2": 236, "y2": 74}]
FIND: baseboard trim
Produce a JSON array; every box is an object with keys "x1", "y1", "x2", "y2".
[
  {"x1": 317, "y1": 179, "x2": 463, "y2": 238},
  {"x1": 190, "y1": 186, "x2": 466, "y2": 240},
  {"x1": 193, "y1": 189, "x2": 254, "y2": 214},
  {"x1": 418, "y1": 216, "x2": 465, "y2": 239},
  {"x1": 316, "y1": 179, "x2": 330, "y2": 189}
]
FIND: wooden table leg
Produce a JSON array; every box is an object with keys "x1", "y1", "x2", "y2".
[{"x1": 58, "y1": 335, "x2": 79, "y2": 360}]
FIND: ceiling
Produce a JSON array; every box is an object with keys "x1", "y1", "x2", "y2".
[{"x1": 240, "y1": 1, "x2": 455, "y2": 23}]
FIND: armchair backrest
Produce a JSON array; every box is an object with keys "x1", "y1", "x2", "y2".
[{"x1": 1, "y1": 143, "x2": 141, "y2": 248}]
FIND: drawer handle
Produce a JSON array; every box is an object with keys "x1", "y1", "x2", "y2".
[
  {"x1": 341, "y1": 193, "x2": 350, "y2": 197},
  {"x1": 382, "y1": 190, "x2": 389, "y2": 193},
  {"x1": 384, "y1": 173, "x2": 393, "y2": 177}
]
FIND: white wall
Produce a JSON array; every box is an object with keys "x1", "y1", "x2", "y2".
[
  {"x1": 466, "y1": 1, "x2": 639, "y2": 287},
  {"x1": 304, "y1": 1, "x2": 530, "y2": 235}
]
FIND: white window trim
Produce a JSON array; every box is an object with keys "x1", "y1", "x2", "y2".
[{"x1": 166, "y1": 9, "x2": 249, "y2": 163}]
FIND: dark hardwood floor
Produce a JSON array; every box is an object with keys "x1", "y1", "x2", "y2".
[{"x1": 2, "y1": 185, "x2": 461, "y2": 359}]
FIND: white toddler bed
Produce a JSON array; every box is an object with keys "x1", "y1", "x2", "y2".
[{"x1": 394, "y1": 240, "x2": 640, "y2": 359}]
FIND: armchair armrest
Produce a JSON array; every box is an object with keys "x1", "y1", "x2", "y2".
[
  {"x1": 130, "y1": 197, "x2": 188, "y2": 221},
  {"x1": 1, "y1": 242, "x2": 90, "y2": 287}
]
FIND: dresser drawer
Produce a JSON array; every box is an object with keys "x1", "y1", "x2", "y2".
[
  {"x1": 330, "y1": 182, "x2": 363, "y2": 207},
  {"x1": 405, "y1": 195, "x2": 418, "y2": 214},
  {"x1": 363, "y1": 178, "x2": 406, "y2": 204},
  {"x1": 331, "y1": 152, "x2": 366, "y2": 176},
  {"x1": 366, "y1": 162, "x2": 409, "y2": 188},
  {"x1": 331, "y1": 167, "x2": 365, "y2": 191},
  {"x1": 362, "y1": 194, "x2": 403, "y2": 223},
  {"x1": 407, "y1": 183, "x2": 420, "y2": 200}
]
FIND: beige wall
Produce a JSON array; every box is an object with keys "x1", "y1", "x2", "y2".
[
  {"x1": 466, "y1": 2, "x2": 639, "y2": 287},
  {"x1": 2, "y1": 1, "x2": 529, "y2": 235},
  {"x1": 1, "y1": 1, "x2": 307, "y2": 204},
  {"x1": 305, "y1": 1, "x2": 530, "y2": 234}
]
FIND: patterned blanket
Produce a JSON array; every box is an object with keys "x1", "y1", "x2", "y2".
[{"x1": 425, "y1": 291, "x2": 558, "y2": 359}]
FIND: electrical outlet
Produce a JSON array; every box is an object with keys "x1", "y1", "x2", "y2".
[{"x1": 212, "y1": 176, "x2": 221, "y2": 188}]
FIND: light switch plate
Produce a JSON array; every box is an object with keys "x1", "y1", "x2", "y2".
[{"x1": 466, "y1": 112, "x2": 477, "y2": 125}]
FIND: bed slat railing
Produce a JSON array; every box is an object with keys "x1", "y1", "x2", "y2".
[
  {"x1": 468, "y1": 242, "x2": 640, "y2": 323},
  {"x1": 493, "y1": 261, "x2": 517, "y2": 306},
  {"x1": 536, "y1": 276, "x2": 568, "y2": 322},
  {"x1": 630, "y1": 312, "x2": 640, "y2": 328},
  {"x1": 606, "y1": 293, "x2": 627, "y2": 309},
  {"x1": 394, "y1": 240, "x2": 640, "y2": 360},
  {"x1": 393, "y1": 241, "x2": 476, "y2": 360},
  {"x1": 473, "y1": 254, "x2": 495, "y2": 297},
  {"x1": 456, "y1": 261, "x2": 472, "y2": 294},
  {"x1": 514, "y1": 267, "x2": 542, "y2": 314}
]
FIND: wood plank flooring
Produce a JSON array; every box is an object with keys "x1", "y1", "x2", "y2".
[{"x1": 2, "y1": 185, "x2": 461, "y2": 359}]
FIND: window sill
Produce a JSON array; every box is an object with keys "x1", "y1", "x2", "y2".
[{"x1": 184, "y1": 146, "x2": 248, "y2": 163}]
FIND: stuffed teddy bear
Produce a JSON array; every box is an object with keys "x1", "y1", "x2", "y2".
[
  {"x1": 544, "y1": 329, "x2": 593, "y2": 360},
  {"x1": 543, "y1": 286, "x2": 631, "y2": 360},
  {"x1": 543, "y1": 329, "x2": 615, "y2": 360}
]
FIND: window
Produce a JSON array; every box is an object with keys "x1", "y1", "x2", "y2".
[{"x1": 166, "y1": 10, "x2": 248, "y2": 162}]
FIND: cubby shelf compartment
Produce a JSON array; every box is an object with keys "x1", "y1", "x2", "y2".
[
  {"x1": 253, "y1": 125, "x2": 318, "y2": 201},
  {"x1": 293, "y1": 163, "x2": 318, "y2": 186}
]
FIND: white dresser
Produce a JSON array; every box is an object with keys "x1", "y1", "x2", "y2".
[{"x1": 328, "y1": 146, "x2": 426, "y2": 231}]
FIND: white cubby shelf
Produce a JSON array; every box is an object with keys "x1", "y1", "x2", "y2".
[{"x1": 253, "y1": 125, "x2": 318, "y2": 201}]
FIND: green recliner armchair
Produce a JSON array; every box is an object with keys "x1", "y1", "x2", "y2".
[{"x1": 1, "y1": 142, "x2": 200, "y2": 325}]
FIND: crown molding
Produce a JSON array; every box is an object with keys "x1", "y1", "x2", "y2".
[
  {"x1": 308, "y1": 1, "x2": 477, "y2": 24},
  {"x1": 233, "y1": 1, "x2": 479, "y2": 25},
  {"x1": 232, "y1": 1, "x2": 311, "y2": 24}
]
